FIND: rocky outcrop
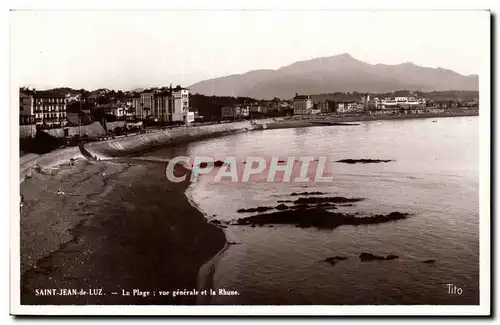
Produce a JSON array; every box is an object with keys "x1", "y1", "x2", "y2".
[
  {"x1": 336, "y1": 159, "x2": 393, "y2": 164},
  {"x1": 384, "y1": 254, "x2": 399, "y2": 260},
  {"x1": 359, "y1": 253, "x2": 386, "y2": 261},
  {"x1": 275, "y1": 204, "x2": 289, "y2": 211},
  {"x1": 324, "y1": 256, "x2": 349, "y2": 265},
  {"x1": 237, "y1": 206, "x2": 274, "y2": 213},
  {"x1": 293, "y1": 196, "x2": 364, "y2": 205},
  {"x1": 289, "y1": 191, "x2": 326, "y2": 196},
  {"x1": 234, "y1": 208, "x2": 409, "y2": 229},
  {"x1": 359, "y1": 253, "x2": 400, "y2": 261}
]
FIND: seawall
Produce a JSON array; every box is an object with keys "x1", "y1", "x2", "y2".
[
  {"x1": 19, "y1": 118, "x2": 278, "y2": 182},
  {"x1": 20, "y1": 121, "x2": 128, "y2": 139}
]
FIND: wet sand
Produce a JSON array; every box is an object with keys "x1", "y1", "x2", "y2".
[{"x1": 20, "y1": 158, "x2": 225, "y2": 305}]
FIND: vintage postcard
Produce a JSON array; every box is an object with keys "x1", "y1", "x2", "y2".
[{"x1": 10, "y1": 8, "x2": 491, "y2": 316}]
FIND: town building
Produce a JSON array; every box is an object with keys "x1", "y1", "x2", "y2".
[
  {"x1": 20, "y1": 92, "x2": 35, "y2": 125},
  {"x1": 463, "y1": 98, "x2": 478, "y2": 108},
  {"x1": 293, "y1": 94, "x2": 314, "y2": 115},
  {"x1": 132, "y1": 85, "x2": 190, "y2": 122},
  {"x1": 337, "y1": 101, "x2": 361, "y2": 113},
  {"x1": 317, "y1": 100, "x2": 335, "y2": 113},
  {"x1": 375, "y1": 97, "x2": 426, "y2": 110},
  {"x1": 221, "y1": 105, "x2": 248, "y2": 120},
  {"x1": 427, "y1": 107, "x2": 445, "y2": 114},
  {"x1": 131, "y1": 97, "x2": 143, "y2": 119},
  {"x1": 140, "y1": 91, "x2": 155, "y2": 119},
  {"x1": 249, "y1": 105, "x2": 262, "y2": 114},
  {"x1": 240, "y1": 106, "x2": 250, "y2": 117},
  {"x1": 20, "y1": 90, "x2": 68, "y2": 127},
  {"x1": 65, "y1": 93, "x2": 81, "y2": 103},
  {"x1": 171, "y1": 86, "x2": 190, "y2": 122},
  {"x1": 109, "y1": 106, "x2": 125, "y2": 119}
]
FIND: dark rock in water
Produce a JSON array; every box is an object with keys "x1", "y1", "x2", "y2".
[
  {"x1": 324, "y1": 258, "x2": 338, "y2": 265},
  {"x1": 316, "y1": 202, "x2": 337, "y2": 209},
  {"x1": 359, "y1": 253, "x2": 386, "y2": 261},
  {"x1": 293, "y1": 196, "x2": 364, "y2": 205},
  {"x1": 219, "y1": 225, "x2": 228, "y2": 228},
  {"x1": 292, "y1": 203, "x2": 313, "y2": 210},
  {"x1": 237, "y1": 206, "x2": 274, "y2": 213},
  {"x1": 198, "y1": 160, "x2": 225, "y2": 168},
  {"x1": 422, "y1": 259, "x2": 436, "y2": 264},
  {"x1": 275, "y1": 203, "x2": 289, "y2": 210},
  {"x1": 311, "y1": 121, "x2": 360, "y2": 126},
  {"x1": 336, "y1": 159, "x2": 394, "y2": 164},
  {"x1": 210, "y1": 219, "x2": 221, "y2": 225},
  {"x1": 268, "y1": 225, "x2": 274, "y2": 228},
  {"x1": 234, "y1": 208, "x2": 409, "y2": 230},
  {"x1": 369, "y1": 212, "x2": 409, "y2": 223},
  {"x1": 325, "y1": 256, "x2": 348, "y2": 265},
  {"x1": 385, "y1": 254, "x2": 399, "y2": 260},
  {"x1": 277, "y1": 200, "x2": 292, "y2": 203},
  {"x1": 290, "y1": 191, "x2": 326, "y2": 196},
  {"x1": 250, "y1": 224, "x2": 256, "y2": 228}
]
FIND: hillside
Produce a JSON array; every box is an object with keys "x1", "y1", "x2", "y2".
[{"x1": 189, "y1": 53, "x2": 478, "y2": 99}]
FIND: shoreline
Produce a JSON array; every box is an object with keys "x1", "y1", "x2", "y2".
[
  {"x1": 20, "y1": 159, "x2": 226, "y2": 305},
  {"x1": 18, "y1": 113, "x2": 478, "y2": 305},
  {"x1": 19, "y1": 120, "x2": 272, "y2": 305},
  {"x1": 184, "y1": 178, "x2": 231, "y2": 305},
  {"x1": 264, "y1": 110, "x2": 478, "y2": 130}
]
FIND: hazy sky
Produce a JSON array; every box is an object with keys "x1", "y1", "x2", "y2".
[{"x1": 10, "y1": 10, "x2": 489, "y2": 90}]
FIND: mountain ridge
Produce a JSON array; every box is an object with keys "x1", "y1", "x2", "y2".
[{"x1": 189, "y1": 53, "x2": 478, "y2": 99}]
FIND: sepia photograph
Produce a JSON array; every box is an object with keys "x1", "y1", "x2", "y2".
[{"x1": 9, "y1": 7, "x2": 491, "y2": 316}]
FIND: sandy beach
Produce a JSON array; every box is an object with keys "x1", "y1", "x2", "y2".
[{"x1": 20, "y1": 158, "x2": 225, "y2": 305}]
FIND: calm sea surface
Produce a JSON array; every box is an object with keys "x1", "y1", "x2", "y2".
[{"x1": 146, "y1": 116, "x2": 479, "y2": 305}]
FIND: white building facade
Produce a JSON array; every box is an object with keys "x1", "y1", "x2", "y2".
[
  {"x1": 20, "y1": 90, "x2": 68, "y2": 126},
  {"x1": 133, "y1": 86, "x2": 190, "y2": 122},
  {"x1": 293, "y1": 94, "x2": 313, "y2": 115}
]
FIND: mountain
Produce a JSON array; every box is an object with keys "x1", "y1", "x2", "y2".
[{"x1": 188, "y1": 53, "x2": 478, "y2": 99}]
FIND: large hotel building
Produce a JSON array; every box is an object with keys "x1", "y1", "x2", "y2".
[
  {"x1": 132, "y1": 85, "x2": 190, "y2": 122},
  {"x1": 19, "y1": 90, "x2": 68, "y2": 126}
]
